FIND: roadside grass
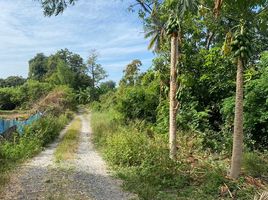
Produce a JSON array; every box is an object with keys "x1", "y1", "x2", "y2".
[
  {"x1": 0, "y1": 109, "x2": 31, "y2": 120},
  {"x1": 91, "y1": 110, "x2": 268, "y2": 200},
  {"x1": 0, "y1": 114, "x2": 70, "y2": 193},
  {"x1": 54, "y1": 117, "x2": 81, "y2": 162}
]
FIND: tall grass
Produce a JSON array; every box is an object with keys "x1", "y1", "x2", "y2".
[{"x1": 91, "y1": 110, "x2": 267, "y2": 200}]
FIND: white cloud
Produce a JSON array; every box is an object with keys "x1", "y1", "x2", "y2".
[{"x1": 0, "y1": 0, "x2": 154, "y2": 81}]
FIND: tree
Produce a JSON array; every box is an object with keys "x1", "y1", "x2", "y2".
[
  {"x1": 54, "y1": 48, "x2": 86, "y2": 74},
  {"x1": 99, "y1": 80, "x2": 116, "y2": 93},
  {"x1": 28, "y1": 53, "x2": 48, "y2": 80},
  {"x1": 87, "y1": 51, "x2": 107, "y2": 89},
  {"x1": 220, "y1": 0, "x2": 268, "y2": 179},
  {"x1": 144, "y1": 2, "x2": 166, "y2": 52},
  {"x1": 137, "y1": 0, "x2": 198, "y2": 159},
  {"x1": 0, "y1": 76, "x2": 26, "y2": 88},
  {"x1": 56, "y1": 60, "x2": 75, "y2": 86},
  {"x1": 121, "y1": 59, "x2": 142, "y2": 86},
  {"x1": 165, "y1": 0, "x2": 198, "y2": 159}
]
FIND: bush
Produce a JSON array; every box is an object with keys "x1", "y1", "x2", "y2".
[
  {"x1": 105, "y1": 129, "x2": 149, "y2": 167},
  {"x1": 36, "y1": 85, "x2": 76, "y2": 115},
  {"x1": 0, "y1": 80, "x2": 53, "y2": 110},
  {"x1": 116, "y1": 86, "x2": 159, "y2": 123},
  {"x1": 24, "y1": 114, "x2": 68, "y2": 146},
  {"x1": 91, "y1": 111, "x2": 262, "y2": 200},
  {"x1": 0, "y1": 113, "x2": 69, "y2": 162},
  {"x1": 0, "y1": 87, "x2": 20, "y2": 110},
  {"x1": 242, "y1": 152, "x2": 268, "y2": 178},
  {"x1": 91, "y1": 111, "x2": 191, "y2": 199},
  {"x1": 0, "y1": 136, "x2": 41, "y2": 161}
]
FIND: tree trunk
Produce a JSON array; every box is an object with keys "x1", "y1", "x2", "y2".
[
  {"x1": 169, "y1": 33, "x2": 179, "y2": 159},
  {"x1": 92, "y1": 67, "x2": 95, "y2": 89},
  {"x1": 230, "y1": 57, "x2": 244, "y2": 179},
  {"x1": 213, "y1": 0, "x2": 223, "y2": 18}
]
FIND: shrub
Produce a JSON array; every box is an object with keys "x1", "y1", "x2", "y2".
[
  {"x1": 91, "y1": 111, "x2": 191, "y2": 199},
  {"x1": 35, "y1": 85, "x2": 76, "y2": 115},
  {"x1": 105, "y1": 129, "x2": 149, "y2": 167},
  {"x1": 116, "y1": 86, "x2": 159, "y2": 123},
  {"x1": 242, "y1": 152, "x2": 268, "y2": 178},
  {"x1": 0, "y1": 113, "x2": 69, "y2": 162}
]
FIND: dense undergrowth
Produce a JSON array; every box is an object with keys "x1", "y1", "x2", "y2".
[
  {"x1": 91, "y1": 110, "x2": 268, "y2": 200},
  {"x1": 0, "y1": 86, "x2": 76, "y2": 191},
  {"x1": 0, "y1": 113, "x2": 72, "y2": 191}
]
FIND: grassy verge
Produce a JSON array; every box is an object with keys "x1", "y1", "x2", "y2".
[
  {"x1": 0, "y1": 110, "x2": 31, "y2": 120},
  {"x1": 54, "y1": 117, "x2": 81, "y2": 162},
  {"x1": 91, "y1": 110, "x2": 268, "y2": 200},
  {"x1": 0, "y1": 113, "x2": 71, "y2": 193}
]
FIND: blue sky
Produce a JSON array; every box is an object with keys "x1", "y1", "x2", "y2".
[{"x1": 0, "y1": 0, "x2": 154, "y2": 83}]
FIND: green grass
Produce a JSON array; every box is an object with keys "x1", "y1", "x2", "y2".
[
  {"x1": 0, "y1": 109, "x2": 31, "y2": 120},
  {"x1": 90, "y1": 110, "x2": 268, "y2": 200},
  {"x1": 0, "y1": 113, "x2": 70, "y2": 193},
  {"x1": 54, "y1": 117, "x2": 81, "y2": 162}
]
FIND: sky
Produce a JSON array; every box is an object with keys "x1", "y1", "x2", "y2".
[{"x1": 0, "y1": 0, "x2": 154, "y2": 83}]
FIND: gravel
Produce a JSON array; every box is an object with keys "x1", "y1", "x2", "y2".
[{"x1": 0, "y1": 114, "x2": 135, "y2": 200}]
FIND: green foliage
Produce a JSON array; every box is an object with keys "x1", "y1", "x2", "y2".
[
  {"x1": 52, "y1": 60, "x2": 75, "y2": 86},
  {"x1": 104, "y1": 126, "x2": 153, "y2": 167},
  {"x1": 242, "y1": 152, "x2": 268, "y2": 178},
  {"x1": 0, "y1": 113, "x2": 69, "y2": 162},
  {"x1": 99, "y1": 80, "x2": 116, "y2": 94},
  {"x1": 37, "y1": 85, "x2": 76, "y2": 115},
  {"x1": 0, "y1": 136, "x2": 41, "y2": 161},
  {"x1": 119, "y1": 60, "x2": 142, "y2": 86},
  {"x1": 222, "y1": 52, "x2": 268, "y2": 149},
  {"x1": 0, "y1": 87, "x2": 19, "y2": 110},
  {"x1": 29, "y1": 49, "x2": 92, "y2": 90},
  {"x1": 0, "y1": 76, "x2": 26, "y2": 88},
  {"x1": 25, "y1": 114, "x2": 68, "y2": 146},
  {"x1": 0, "y1": 80, "x2": 52, "y2": 110},
  {"x1": 19, "y1": 80, "x2": 52, "y2": 107},
  {"x1": 244, "y1": 56, "x2": 268, "y2": 149},
  {"x1": 91, "y1": 111, "x2": 190, "y2": 199},
  {"x1": 91, "y1": 111, "x2": 259, "y2": 199},
  {"x1": 28, "y1": 53, "x2": 48, "y2": 80},
  {"x1": 116, "y1": 86, "x2": 159, "y2": 123},
  {"x1": 87, "y1": 50, "x2": 108, "y2": 89}
]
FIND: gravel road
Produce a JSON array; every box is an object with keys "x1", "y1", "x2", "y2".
[{"x1": 0, "y1": 114, "x2": 134, "y2": 200}]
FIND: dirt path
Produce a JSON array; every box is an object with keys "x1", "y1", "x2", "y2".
[{"x1": 0, "y1": 114, "x2": 134, "y2": 200}]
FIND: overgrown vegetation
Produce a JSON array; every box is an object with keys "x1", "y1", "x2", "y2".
[
  {"x1": 0, "y1": 113, "x2": 71, "y2": 191},
  {"x1": 91, "y1": 111, "x2": 268, "y2": 199},
  {"x1": 0, "y1": 58, "x2": 79, "y2": 191},
  {"x1": 1, "y1": 0, "x2": 268, "y2": 198},
  {"x1": 87, "y1": 48, "x2": 268, "y2": 198}
]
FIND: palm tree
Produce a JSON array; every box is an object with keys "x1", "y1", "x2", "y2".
[
  {"x1": 165, "y1": 0, "x2": 198, "y2": 159},
  {"x1": 143, "y1": 0, "x2": 198, "y2": 159},
  {"x1": 229, "y1": 22, "x2": 250, "y2": 178},
  {"x1": 222, "y1": 0, "x2": 268, "y2": 179},
  {"x1": 166, "y1": 14, "x2": 180, "y2": 159},
  {"x1": 144, "y1": 14, "x2": 166, "y2": 52}
]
